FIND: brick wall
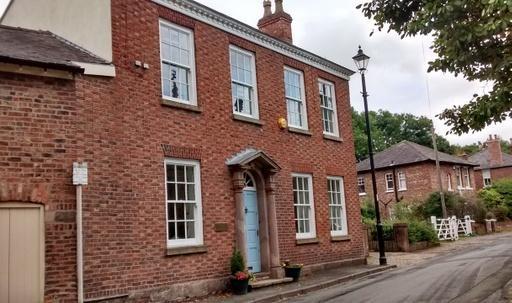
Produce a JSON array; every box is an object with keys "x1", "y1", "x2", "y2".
[
  {"x1": 75, "y1": 0, "x2": 364, "y2": 300},
  {"x1": 358, "y1": 162, "x2": 476, "y2": 216},
  {"x1": 0, "y1": 71, "x2": 84, "y2": 302}
]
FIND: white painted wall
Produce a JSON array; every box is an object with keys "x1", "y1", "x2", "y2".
[{"x1": 1, "y1": 0, "x2": 112, "y2": 62}]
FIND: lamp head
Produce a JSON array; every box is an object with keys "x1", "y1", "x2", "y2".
[{"x1": 353, "y1": 46, "x2": 370, "y2": 73}]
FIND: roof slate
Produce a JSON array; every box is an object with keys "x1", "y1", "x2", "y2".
[
  {"x1": 0, "y1": 25, "x2": 108, "y2": 71},
  {"x1": 468, "y1": 149, "x2": 512, "y2": 170},
  {"x1": 357, "y1": 141, "x2": 476, "y2": 172}
]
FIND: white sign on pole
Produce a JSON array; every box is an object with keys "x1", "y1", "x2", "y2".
[{"x1": 73, "y1": 162, "x2": 88, "y2": 185}]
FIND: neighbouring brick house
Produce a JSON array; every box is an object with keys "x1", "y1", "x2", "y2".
[
  {"x1": 357, "y1": 141, "x2": 477, "y2": 216},
  {"x1": 0, "y1": 0, "x2": 365, "y2": 302},
  {"x1": 469, "y1": 135, "x2": 512, "y2": 189}
]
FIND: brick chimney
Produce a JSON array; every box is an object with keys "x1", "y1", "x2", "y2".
[
  {"x1": 486, "y1": 134, "x2": 503, "y2": 166},
  {"x1": 258, "y1": 0, "x2": 293, "y2": 44}
]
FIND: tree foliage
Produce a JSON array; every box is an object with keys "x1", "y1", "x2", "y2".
[
  {"x1": 358, "y1": 0, "x2": 512, "y2": 135},
  {"x1": 352, "y1": 108, "x2": 453, "y2": 160}
]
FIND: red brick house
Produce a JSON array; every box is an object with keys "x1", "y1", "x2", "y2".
[
  {"x1": 0, "y1": 0, "x2": 365, "y2": 302},
  {"x1": 357, "y1": 141, "x2": 477, "y2": 216},
  {"x1": 469, "y1": 135, "x2": 512, "y2": 189}
]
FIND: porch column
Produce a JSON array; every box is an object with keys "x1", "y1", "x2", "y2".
[
  {"x1": 265, "y1": 173, "x2": 283, "y2": 278},
  {"x1": 232, "y1": 170, "x2": 248, "y2": 263}
]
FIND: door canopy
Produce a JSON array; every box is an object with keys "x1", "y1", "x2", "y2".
[{"x1": 226, "y1": 148, "x2": 280, "y2": 173}]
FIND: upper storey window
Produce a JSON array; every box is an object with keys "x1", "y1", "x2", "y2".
[
  {"x1": 230, "y1": 46, "x2": 259, "y2": 119},
  {"x1": 160, "y1": 20, "x2": 197, "y2": 105},
  {"x1": 285, "y1": 67, "x2": 308, "y2": 130},
  {"x1": 319, "y1": 79, "x2": 339, "y2": 137}
]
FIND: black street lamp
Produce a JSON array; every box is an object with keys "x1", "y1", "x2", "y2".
[{"x1": 353, "y1": 46, "x2": 387, "y2": 266}]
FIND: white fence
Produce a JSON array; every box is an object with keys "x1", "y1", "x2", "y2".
[{"x1": 430, "y1": 215, "x2": 474, "y2": 241}]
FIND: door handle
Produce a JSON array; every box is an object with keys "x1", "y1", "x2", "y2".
[{"x1": 245, "y1": 208, "x2": 248, "y2": 214}]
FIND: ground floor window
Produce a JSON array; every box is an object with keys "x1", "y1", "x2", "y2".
[
  {"x1": 328, "y1": 177, "x2": 348, "y2": 236},
  {"x1": 292, "y1": 174, "x2": 316, "y2": 239},
  {"x1": 165, "y1": 159, "x2": 203, "y2": 247},
  {"x1": 398, "y1": 172, "x2": 407, "y2": 191},
  {"x1": 358, "y1": 177, "x2": 366, "y2": 195}
]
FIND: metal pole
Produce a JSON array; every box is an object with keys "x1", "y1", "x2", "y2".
[
  {"x1": 361, "y1": 72, "x2": 387, "y2": 266},
  {"x1": 431, "y1": 126, "x2": 447, "y2": 218},
  {"x1": 76, "y1": 184, "x2": 84, "y2": 303}
]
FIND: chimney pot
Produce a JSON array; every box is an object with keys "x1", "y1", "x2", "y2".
[
  {"x1": 263, "y1": 0, "x2": 272, "y2": 17},
  {"x1": 275, "y1": 0, "x2": 284, "y2": 13}
]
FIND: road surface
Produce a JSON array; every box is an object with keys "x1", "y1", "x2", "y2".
[{"x1": 285, "y1": 233, "x2": 512, "y2": 303}]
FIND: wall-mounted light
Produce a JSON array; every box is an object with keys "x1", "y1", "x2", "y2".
[{"x1": 278, "y1": 117, "x2": 287, "y2": 129}]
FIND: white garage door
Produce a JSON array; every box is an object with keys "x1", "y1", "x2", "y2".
[{"x1": 0, "y1": 203, "x2": 44, "y2": 303}]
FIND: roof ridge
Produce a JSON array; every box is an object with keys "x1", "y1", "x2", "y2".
[{"x1": 0, "y1": 24, "x2": 52, "y2": 35}]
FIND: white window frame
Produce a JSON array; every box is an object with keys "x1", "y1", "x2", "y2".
[
  {"x1": 230, "y1": 45, "x2": 259, "y2": 119},
  {"x1": 164, "y1": 158, "x2": 203, "y2": 248},
  {"x1": 398, "y1": 172, "x2": 407, "y2": 191},
  {"x1": 483, "y1": 169, "x2": 492, "y2": 187},
  {"x1": 159, "y1": 20, "x2": 197, "y2": 105},
  {"x1": 463, "y1": 167, "x2": 472, "y2": 189},
  {"x1": 357, "y1": 177, "x2": 366, "y2": 196},
  {"x1": 318, "y1": 79, "x2": 340, "y2": 137},
  {"x1": 284, "y1": 67, "x2": 308, "y2": 130},
  {"x1": 447, "y1": 173, "x2": 453, "y2": 191},
  {"x1": 328, "y1": 176, "x2": 348, "y2": 237},
  {"x1": 385, "y1": 173, "x2": 394, "y2": 192},
  {"x1": 456, "y1": 167, "x2": 463, "y2": 189},
  {"x1": 292, "y1": 173, "x2": 316, "y2": 240}
]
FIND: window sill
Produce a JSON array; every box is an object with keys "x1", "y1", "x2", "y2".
[
  {"x1": 398, "y1": 189, "x2": 407, "y2": 192},
  {"x1": 323, "y1": 134, "x2": 342, "y2": 142},
  {"x1": 331, "y1": 235, "x2": 351, "y2": 242},
  {"x1": 233, "y1": 114, "x2": 263, "y2": 126},
  {"x1": 385, "y1": 190, "x2": 394, "y2": 193},
  {"x1": 296, "y1": 238, "x2": 319, "y2": 245},
  {"x1": 166, "y1": 245, "x2": 207, "y2": 256},
  {"x1": 161, "y1": 99, "x2": 202, "y2": 113},
  {"x1": 288, "y1": 127, "x2": 312, "y2": 136},
  {"x1": 358, "y1": 193, "x2": 367, "y2": 196}
]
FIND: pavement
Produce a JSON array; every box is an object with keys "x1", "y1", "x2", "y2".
[{"x1": 283, "y1": 232, "x2": 512, "y2": 303}]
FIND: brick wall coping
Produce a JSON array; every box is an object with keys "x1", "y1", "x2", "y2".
[{"x1": 152, "y1": 0, "x2": 354, "y2": 80}]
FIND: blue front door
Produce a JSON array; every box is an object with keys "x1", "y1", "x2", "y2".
[{"x1": 243, "y1": 190, "x2": 261, "y2": 273}]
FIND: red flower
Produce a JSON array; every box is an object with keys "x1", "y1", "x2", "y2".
[{"x1": 233, "y1": 271, "x2": 249, "y2": 281}]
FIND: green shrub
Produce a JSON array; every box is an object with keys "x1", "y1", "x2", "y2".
[
  {"x1": 407, "y1": 220, "x2": 439, "y2": 244},
  {"x1": 361, "y1": 198, "x2": 376, "y2": 221},
  {"x1": 421, "y1": 191, "x2": 466, "y2": 218},
  {"x1": 367, "y1": 220, "x2": 394, "y2": 241},
  {"x1": 493, "y1": 205, "x2": 509, "y2": 221},
  {"x1": 230, "y1": 249, "x2": 245, "y2": 274},
  {"x1": 479, "y1": 188, "x2": 504, "y2": 209}
]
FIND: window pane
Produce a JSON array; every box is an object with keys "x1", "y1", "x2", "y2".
[
  {"x1": 176, "y1": 203, "x2": 185, "y2": 220},
  {"x1": 177, "y1": 184, "x2": 186, "y2": 200},
  {"x1": 176, "y1": 166, "x2": 185, "y2": 182},
  {"x1": 186, "y1": 166, "x2": 194, "y2": 182},
  {"x1": 186, "y1": 221, "x2": 195, "y2": 238},
  {"x1": 187, "y1": 184, "x2": 195, "y2": 201},
  {"x1": 177, "y1": 222, "x2": 185, "y2": 239},
  {"x1": 185, "y1": 204, "x2": 194, "y2": 220},
  {"x1": 167, "y1": 164, "x2": 175, "y2": 182},
  {"x1": 167, "y1": 184, "x2": 176, "y2": 201},
  {"x1": 167, "y1": 203, "x2": 175, "y2": 220},
  {"x1": 168, "y1": 222, "x2": 176, "y2": 240}
]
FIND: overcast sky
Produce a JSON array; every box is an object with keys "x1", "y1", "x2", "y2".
[{"x1": 1, "y1": 0, "x2": 510, "y2": 145}]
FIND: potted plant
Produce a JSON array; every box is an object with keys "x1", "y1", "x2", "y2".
[
  {"x1": 282, "y1": 260, "x2": 303, "y2": 282},
  {"x1": 229, "y1": 250, "x2": 250, "y2": 295}
]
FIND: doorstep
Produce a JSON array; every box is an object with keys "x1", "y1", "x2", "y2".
[
  {"x1": 250, "y1": 277, "x2": 294, "y2": 289},
  {"x1": 215, "y1": 264, "x2": 396, "y2": 303}
]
